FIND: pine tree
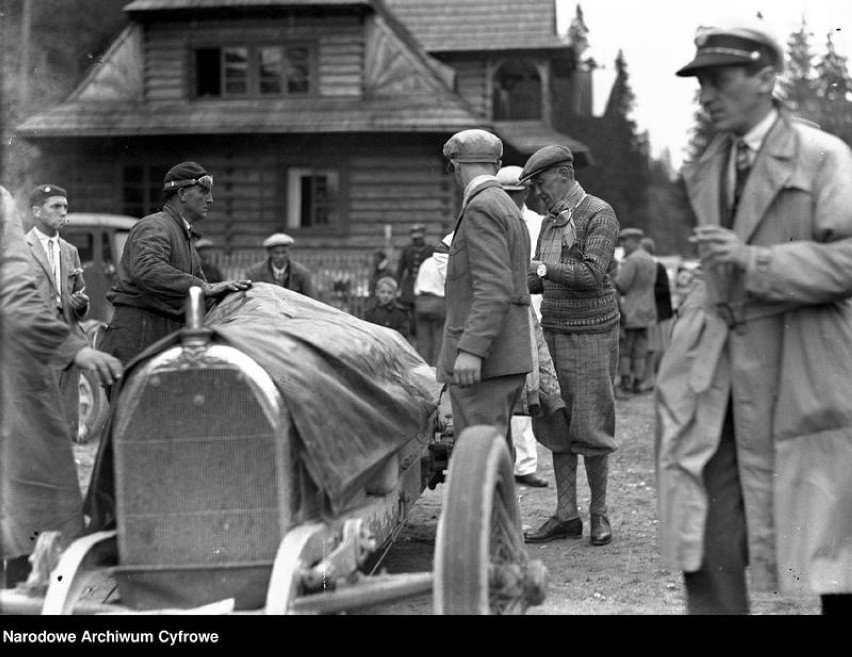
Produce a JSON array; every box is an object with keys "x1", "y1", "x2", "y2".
[
  {"x1": 685, "y1": 90, "x2": 715, "y2": 161},
  {"x1": 814, "y1": 31, "x2": 852, "y2": 144},
  {"x1": 778, "y1": 18, "x2": 820, "y2": 124},
  {"x1": 597, "y1": 50, "x2": 651, "y2": 231}
]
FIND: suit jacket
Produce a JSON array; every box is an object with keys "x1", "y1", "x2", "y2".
[
  {"x1": 437, "y1": 179, "x2": 532, "y2": 382},
  {"x1": 656, "y1": 110, "x2": 852, "y2": 595},
  {"x1": 245, "y1": 258, "x2": 314, "y2": 298},
  {"x1": 2, "y1": 190, "x2": 87, "y2": 558},
  {"x1": 615, "y1": 247, "x2": 657, "y2": 328},
  {"x1": 25, "y1": 227, "x2": 88, "y2": 336}
]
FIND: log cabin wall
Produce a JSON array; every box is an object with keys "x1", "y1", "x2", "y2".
[
  {"x1": 39, "y1": 134, "x2": 459, "y2": 253},
  {"x1": 141, "y1": 12, "x2": 365, "y2": 102}
]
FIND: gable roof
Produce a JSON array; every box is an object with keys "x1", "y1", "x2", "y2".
[{"x1": 382, "y1": 0, "x2": 567, "y2": 53}]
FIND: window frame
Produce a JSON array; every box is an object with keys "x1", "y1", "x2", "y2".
[
  {"x1": 191, "y1": 40, "x2": 318, "y2": 100},
  {"x1": 284, "y1": 164, "x2": 348, "y2": 235}
]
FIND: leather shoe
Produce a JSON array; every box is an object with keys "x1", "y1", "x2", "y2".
[
  {"x1": 515, "y1": 473, "x2": 549, "y2": 488},
  {"x1": 590, "y1": 514, "x2": 612, "y2": 546},
  {"x1": 524, "y1": 516, "x2": 582, "y2": 543}
]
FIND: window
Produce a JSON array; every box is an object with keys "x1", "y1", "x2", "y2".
[
  {"x1": 123, "y1": 165, "x2": 169, "y2": 217},
  {"x1": 492, "y1": 60, "x2": 542, "y2": 120},
  {"x1": 287, "y1": 168, "x2": 340, "y2": 230},
  {"x1": 194, "y1": 44, "x2": 314, "y2": 98}
]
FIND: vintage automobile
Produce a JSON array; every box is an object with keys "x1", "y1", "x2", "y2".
[{"x1": 1, "y1": 284, "x2": 546, "y2": 615}]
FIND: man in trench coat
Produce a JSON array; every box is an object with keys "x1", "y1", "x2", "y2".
[
  {"x1": 656, "y1": 22, "x2": 852, "y2": 615},
  {"x1": 1, "y1": 186, "x2": 123, "y2": 588}
]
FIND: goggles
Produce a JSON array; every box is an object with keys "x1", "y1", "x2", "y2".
[{"x1": 163, "y1": 174, "x2": 214, "y2": 192}]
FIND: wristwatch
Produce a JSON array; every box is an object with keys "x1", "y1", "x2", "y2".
[{"x1": 536, "y1": 263, "x2": 547, "y2": 279}]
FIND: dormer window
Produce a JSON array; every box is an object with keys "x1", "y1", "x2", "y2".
[
  {"x1": 492, "y1": 60, "x2": 542, "y2": 120},
  {"x1": 194, "y1": 44, "x2": 313, "y2": 98}
]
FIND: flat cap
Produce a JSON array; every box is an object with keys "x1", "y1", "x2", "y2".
[
  {"x1": 519, "y1": 145, "x2": 574, "y2": 183},
  {"x1": 29, "y1": 184, "x2": 68, "y2": 207},
  {"x1": 443, "y1": 129, "x2": 503, "y2": 163},
  {"x1": 410, "y1": 224, "x2": 426, "y2": 234},
  {"x1": 194, "y1": 238, "x2": 215, "y2": 249},
  {"x1": 676, "y1": 25, "x2": 783, "y2": 77},
  {"x1": 262, "y1": 232, "x2": 294, "y2": 248},
  {"x1": 496, "y1": 165, "x2": 526, "y2": 191},
  {"x1": 619, "y1": 227, "x2": 645, "y2": 240}
]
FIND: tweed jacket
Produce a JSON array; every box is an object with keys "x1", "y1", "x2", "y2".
[
  {"x1": 244, "y1": 258, "x2": 314, "y2": 298},
  {"x1": 437, "y1": 179, "x2": 532, "y2": 382},
  {"x1": 25, "y1": 227, "x2": 88, "y2": 336}
]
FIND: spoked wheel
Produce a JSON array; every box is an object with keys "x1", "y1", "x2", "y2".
[
  {"x1": 434, "y1": 425, "x2": 547, "y2": 615},
  {"x1": 77, "y1": 368, "x2": 108, "y2": 444}
]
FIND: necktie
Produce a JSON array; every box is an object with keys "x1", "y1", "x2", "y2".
[
  {"x1": 47, "y1": 237, "x2": 61, "y2": 307},
  {"x1": 731, "y1": 138, "x2": 751, "y2": 216}
]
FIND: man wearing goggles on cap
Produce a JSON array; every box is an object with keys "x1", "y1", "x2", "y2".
[{"x1": 99, "y1": 161, "x2": 251, "y2": 368}]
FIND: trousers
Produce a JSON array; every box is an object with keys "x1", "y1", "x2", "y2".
[
  {"x1": 683, "y1": 401, "x2": 750, "y2": 615},
  {"x1": 449, "y1": 374, "x2": 525, "y2": 454}
]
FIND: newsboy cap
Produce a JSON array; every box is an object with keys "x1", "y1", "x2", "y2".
[
  {"x1": 519, "y1": 145, "x2": 574, "y2": 183},
  {"x1": 676, "y1": 25, "x2": 784, "y2": 77},
  {"x1": 619, "y1": 227, "x2": 645, "y2": 240},
  {"x1": 29, "y1": 184, "x2": 68, "y2": 207},
  {"x1": 496, "y1": 165, "x2": 526, "y2": 191},
  {"x1": 262, "y1": 232, "x2": 294, "y2": 248},
  {"x1": 443, "y1": 129, "x2": 503, "y2": 163}
]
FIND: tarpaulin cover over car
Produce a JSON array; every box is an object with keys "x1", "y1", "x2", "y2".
[
  {"x1": 205, "y1": 283, "x2": 441, "y2": 512},
  {"x1": 85, "y1": 283, "x2": 441, "y2": 527}
]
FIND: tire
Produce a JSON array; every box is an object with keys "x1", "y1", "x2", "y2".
[
  {"x1": 434, "y1": 425, "x2": 541, "y2": 615},
  {"x1": 76, "y1": 368, "x2": 108, "y2": 444}
]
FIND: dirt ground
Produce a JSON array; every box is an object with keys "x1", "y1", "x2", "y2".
[{"x1": 72, "y1": 391, "x2": 821, "y2": 616}]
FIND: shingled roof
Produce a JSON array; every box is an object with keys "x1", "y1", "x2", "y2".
[
  {"x1": 16, "y1": 98, "x2": 479, "y2": 137},
  {"x1": 124, "y1": 0, "x2": 368, "y2": 10},
  {"x1": 383, "y1": 0, "x2": 567, "y2": 53}
]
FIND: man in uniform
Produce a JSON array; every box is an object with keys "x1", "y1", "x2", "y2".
[
  {"x1": 657, "y1": 22, "x2": 852, "y2": 615},
  {"x1": 437, "y1": 129, "x2": 532, "y2": 451},
  {"x1": 99, "y1": 162, "x2": 251, "y2": 366},
  {"x1": 24, "y1": 184, "x2": 90, "y2": 441},
  {"x1": 521, "y1": 144, "x2": 620, "y2": 547},
  {"x1": 245, "y1": 232, "x2": 314, "y2": 298}
]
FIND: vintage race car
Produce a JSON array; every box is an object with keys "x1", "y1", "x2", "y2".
[{"x1": 1, "y1": 283, "x2": 546, "y2": 615}]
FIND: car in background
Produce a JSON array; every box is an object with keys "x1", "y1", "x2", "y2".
[{"x1": 62, "y1": 213, "x2": 138, "y2": 324}]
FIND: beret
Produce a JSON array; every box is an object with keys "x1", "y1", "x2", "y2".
[
  {"x1": 496, "y1": 165, "x2": 526, "y2": 191},
  {"x1": 194, "y1": 238, "x2": 215, "y2": 249},
  {"x1": 619, "y1": 227, "x2": 645, "y2": 239},
  {"x1": 676, "y1": 25, "x2": 783, "y2": 77},
  {"x1": 443, "y1": 129, "x2": 503, "y2": 163},
  {"x1": 262, "y1": 232, "x2": 294, "y2": 248},
  {"x1": 519, "y1": 145, "x2": 574, "y2": 183},
  {"x1": 163, "y1": 161, "x2": 210, "y2": 192},
  {"x1": 29, "y1": 184, "x2": 68, "y2": 207}
]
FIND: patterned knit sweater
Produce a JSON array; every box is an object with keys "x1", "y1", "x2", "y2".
[{"x1": 528, "y1": 183, "x2": 621, "y2": 333}]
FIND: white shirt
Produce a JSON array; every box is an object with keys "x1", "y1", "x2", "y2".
[
  {"x1": 522, "y1": 205, "x2": 544, "y2": 320},
  {"x1": 34, "y1": 227, "x2": 62, "y2": 305},
  {"x1": 414, "y1": 251, "x2": 448, "y2": 297}
]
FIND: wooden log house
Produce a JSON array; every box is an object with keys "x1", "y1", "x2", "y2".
[{"x1": 16, "y1": 0, "x2": 593, "y2": 306}]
